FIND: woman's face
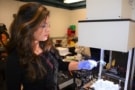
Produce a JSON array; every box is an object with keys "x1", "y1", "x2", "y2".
[
  {"x1": 33, "y1": 17, "x2": 50, "y2": 42},
  {"x1": 1, "y1": 33, "x2": 8, "y2": 42}
]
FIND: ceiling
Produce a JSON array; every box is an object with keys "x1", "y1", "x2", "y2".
[
  {"x1": 18, "y1": 0, "x2": 86, "y2": 10},
  {"x1": 17, "y1": 0, "x2": 86, "y2": 10}
]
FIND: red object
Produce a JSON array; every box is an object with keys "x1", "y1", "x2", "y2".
[{"x1": 67, "y1": 28, "x2": 75, "y2": 37}]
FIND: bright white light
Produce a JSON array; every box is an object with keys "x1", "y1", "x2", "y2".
[{"x1": 64, "y1": 0, "x2": 84, "y2": 4}]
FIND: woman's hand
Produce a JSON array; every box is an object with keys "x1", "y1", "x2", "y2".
[{"x1": 78, "y1": 60, "x2": 97, "y2": 70}]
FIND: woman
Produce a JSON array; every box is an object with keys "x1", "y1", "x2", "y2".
[
  {"x1": 6, "y1": 2, "x2": 97, "y2": 90},
  {"x1": 0, "y1": 30, "x2": 9, "y2": 87},
  {"x1": 0, "y1": 31, "x2": 9, "y2": 61}
]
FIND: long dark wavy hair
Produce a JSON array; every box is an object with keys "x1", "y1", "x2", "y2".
[{"x1": 7, "y1": 2, "x2": 55, "y2": 81}]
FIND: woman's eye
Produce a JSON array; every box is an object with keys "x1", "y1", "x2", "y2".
[
  {"x1": 41, "y1": 24, "x2": 46, "y2": 28},
  {"x1": 40, "y1": 23, "x2": 50, "y2": 29}
]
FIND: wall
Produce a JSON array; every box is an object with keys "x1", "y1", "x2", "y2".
[
  {"x1": 0, "y1": 0, "x2": 86, "y2": 37},
  {"x1": 131, "y1": 0, "x2": 135, "y2": 20},
  {"x1": 47, "y1": 6, "x2": 71, "y2": 37},
  {"x1": 0, "y1": 0, "x2": 22, "y2": 31},
  {"x1": 70, "y1": 9, "x2": 86, "y2": 36}
]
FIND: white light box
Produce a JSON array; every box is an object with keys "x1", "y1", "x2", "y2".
[{"x1": 78, "y1": 19, "x2": 135, "y2": 52}]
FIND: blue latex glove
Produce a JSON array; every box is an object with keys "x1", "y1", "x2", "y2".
[{"x1": 78, "y1": 60, "x2": 97, "y2": 70}]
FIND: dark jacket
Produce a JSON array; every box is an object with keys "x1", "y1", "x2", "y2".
[{"x1": 6, "y1": 50, "x2": 69, "y2": 90}]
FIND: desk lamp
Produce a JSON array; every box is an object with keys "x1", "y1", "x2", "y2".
[{"x1": 78, "y1": 19, "x2": 135, "y2": 90}]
